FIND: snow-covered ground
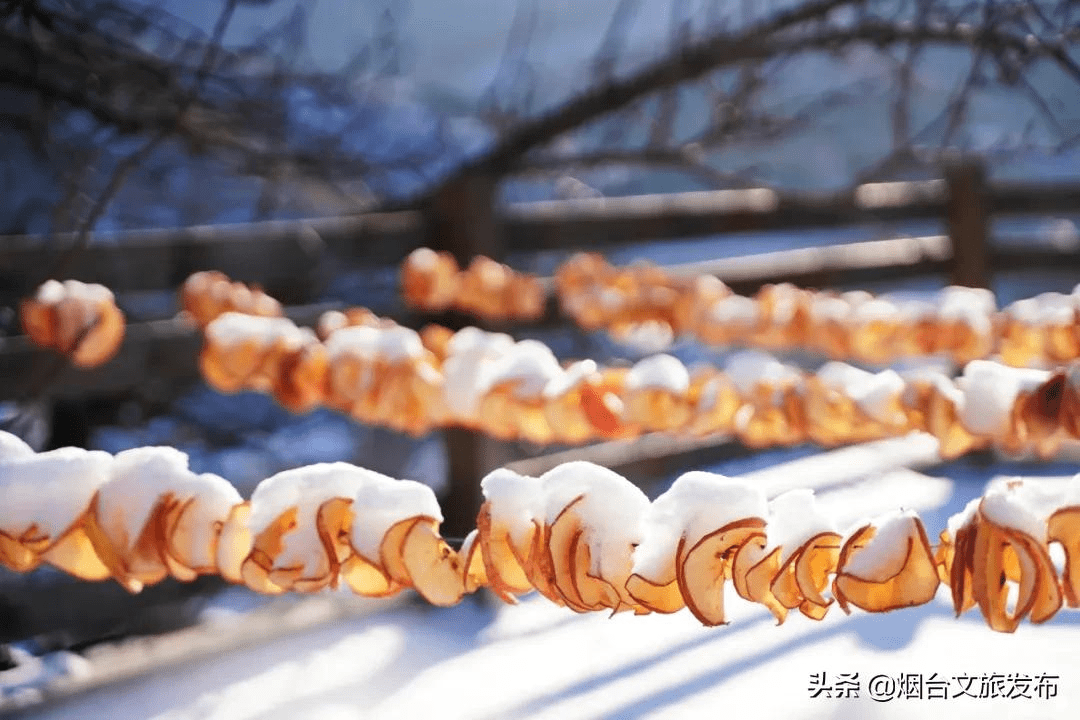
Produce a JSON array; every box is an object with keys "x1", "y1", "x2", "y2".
[
  {"x1": 14, "y1": 587, "x2": 1080, "y2": 720},
  {"x1": 6, "y1": 441, "x2": 1080, "y2": 720}
]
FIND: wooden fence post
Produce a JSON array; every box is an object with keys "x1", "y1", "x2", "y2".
[
  {"x1": 945, "y1": 159, "x2": 991, "y2": 289},
  {"x1": 425, "y1": 173, "x2": 511, "y2": 540}
]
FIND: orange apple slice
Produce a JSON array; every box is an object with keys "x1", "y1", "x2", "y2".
[
  {"x1": 1048, "y1": 506, "x2": 1080, "y2": 607},
  {"x1": 833, "y1": 515, "x2": 939, "y2": 613},
  {"x1": 400, "y1": 519, "x2": 466, "y2": 607},
  {"x1": 676, "y1": 519, "x2": 765, "y2": 626}
]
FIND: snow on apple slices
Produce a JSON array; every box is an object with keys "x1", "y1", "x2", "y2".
[
  {"x1": 0, "y1": 442, "x2": 113, "y2": 578},
  {"x1": 943, "y1": 478, "x2": 1063, "y2": 633},
  {"x1": 832, "y1": 509, "x2": 939, "y2": 614},
  {"x1": 21, "y1": 279, "x2": 125, "y2": 368},
  {"x1": 804, "y1": 363, "x2": 907, "y2": 446},
  {"x1": 956, "y1": 361, "x2": 1050, "y2": 452},
  {"x1": 477, "y1": 461, "x2": 650, "y2": 613},
  {"x1": 201, "y1": 312, "x2": 318, "y2": 395},
  {"x1": 475, "y1": 339, "x2": 564, "y2": 443},
  {"x1": 246, "y1": 462, "x2": 463, "y2": 605},
  {"x1": 622, "y1": 354, "x2": 692, "y2": 432},
  {"x1": 477, "y1": 468, "x2": 543, "y2": 603},
  {"x1": 87, "y1": 446, "x2": 243, "y2": 592},
  {"x1": 627, "y1": 471, "x2": 767, "y2": 623},
  {"x1": 535, "y1": 461, "x2": 651, "y2": 614},
  {"x1": 1049, "y1": 474, "x2": 1080, "y2": 608},
  {"x1": 737, "y1": 489, "x2": 841, "y2": 623}
]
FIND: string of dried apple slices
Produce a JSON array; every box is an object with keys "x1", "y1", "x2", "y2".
[
  {"x1": 401, "y1": 248, "x2": 1080, "y2": 368},
  {"x1": 19, "y1": 279, "x2": 125, "y2": 368},
  {"x1": 400, "y1": 248, "x2": 546, "y2": 322},
  {"x1": 3, "y1": 429, "x2": 1079, "y2": 633},
  {"x1": 194, "y1": 303, "x2": 1080, "y2": 458}
]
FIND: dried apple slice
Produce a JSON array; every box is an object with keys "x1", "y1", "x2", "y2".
[
  {"x1": 795, "y1": 533, "x2": 842, "y2": 608},
  {"x1": 833, "y1": 512, "x2": 939, "y2": 614},
  {"x1": 478, "y1": 470, "x2": 543, "y2": 600},
  {"x1": 160, "y1": 473, "x2": 243, "y2": 579},
  {"x1": 400, "y1": 519, "x2": 466, "y2": 606},
  {"x1": 526, "y1": 518, "x2": 563, "y2": 606},
  {"x1": 934, "y1": 529, "x2": 954, "y2": 586},
  {"x1": 40, "y1": 524, "x2": 111, "y2": 580},
  {"x1": 380, "y1": 516, "x2": 425, "y2": 586},
  {"x1": 71, "y1": 299, "x2": 124, "y2": 368},
  {"x1": 579, "y1": 381, "x2": 624, "y2": 438},
  {"x1": 761, "y1": 488, "x2": 839, "y2": 620},
  {"x1": 0, "y1": 530, "x2": 40, "y2": 572},
  {"x1": 631, "y1": 471, "x2": 767, "y2": 615},
  {"x1": 569, "y1": 533, "x2": 623, "y2": 612},
  {"x1": 217, "y1": 502, "x2": 253, "y2": 584},
  {"x1": 537, "y1": 462, "x2": 649, "y2": 612},
  {"x1": 1048, "y1": 506, "x2": 1080, "y2": 607},
  {"x1": 1008, "y1": 529, "x2": 1061, "y2": 624},
  {"x1": 0, "y1": 446, "x2": 112, "y2": 574},
  {"x1": 677, "y1": 519, "x2": 765, "y2": 626},
  {"x1": 732, "y1": 537, "x2": 787, "y2": 622},
  {"x1": 625, "y1": 573, "x2": 683, "y2": 614},
  {"x1": 341, "y1": 552, "x2": 399, "y2": 597},
  {"x1": 949, "y1": 522, "x2": 977, "y2": 617},
  {"x1": 950, "y1": 490, "x2": 1063, "y2": 632},
  {"x1": 88, "y1": 448, "x2": 229, "y2": 590},
  {"x1": 460, "y1": 529, "x2": 487, "y2": 594},
  {"x1": 241, "y1": 505, "x2": 296, "y2": 595},
  {"x1": 542, "y1": 496, "x2": 592, "y2": 612},
  {"x1": 475, "y1": 503, "x2": 533, "y2": 602},
  {"x1": 770, "y1": 532, "x2": 840, "y2": 620}
]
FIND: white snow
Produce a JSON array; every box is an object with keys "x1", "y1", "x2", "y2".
[
  {"x1": 815, "y1": 362, "x2": 904, "y2": 422},
  {"x1": 0, "y1": 430, "x2": 34, "y2": 460},
  {"x1": 708, "y1": 294, "x2": 759, "y2": 325},
  {"x1": 723, "y1": 350, "x2": 799, "y2": 396},
  {"x1": 248, "y1": 463, "x2": 441, "y2": 573},
  {"x1": 624, "y1": 354, "x2": 690, "y2": 394},
  {"x1": 324, "y1": 325, "x2": 424, "y2": 363},
  {"x1": 1005, "y1": 292, "x2": 1078, "y2": 325},
  {"x1": 809, "y1": 294, "x2": 852, "y2": 323},
  {"x1": 612, "y1": 320, "x2": 674, "y2": 354},
  {"x1": 851, "y1": 297, "x2": 897, "y2": 323},
  {"x1": 980, "y1": 477, "x2": 1064, "y2": 541},
  {"x1": 764, "y1": 489, "x2": 839, "y2": 565},
  {"x1": 33, "y1": 279, "x2": 114, "y2": 306},
  {"x1": 96, "y1": 447, "x2": 196, "y2": 551},
  {"x1": 938, "y1": 286, "x2": 995, "y2": 333},
  {"x1": 947, "y1": 497, "x2": 983, "y2": 538},
  {"x1": 476, "y1": 339, "x2": 563, "y2": 399},
  {"x1": 1062, "y1": 473, "x2": 1080, "y2": 508},
  {"x1": 480, "y1": 468, "x2": 542, "y2": 548},
  {"x1": 841, "y1": 509, "x2": 922, "y2": 580},
  {"x1": 205, "y1": 313, "x2": 313, "y2": 349},
  {"x1": 632, "y1": 471, "x2": 767, "y2": 582},
  {"x1": 956, "y1": 361, "x2": 1049, "y2": 436},
  {"x1": 0, "y1": 446, "x2": 113, "y2": 539},
  {"x1": 34, "y1": 279, "x2": 66, "y2": 304},
  {"x1": 441, "y1": 328, "x2": 516, "y2": 418},
  {"x1": 542, "y1": 360, "x2": 598, "y2": 399},
  {"x1": 405, "y1": 247, "x2": 440, "y2": 273},
  {"x1": 348, "y1": 471, "x2": 443, "y2": 563},
  {"x1": 537, "y1": 461, "x2": 650, "y2": 583}
]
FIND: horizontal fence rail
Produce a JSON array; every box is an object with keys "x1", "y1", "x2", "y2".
[{"x1": 2, "y1": 176, "x2": 1078, "y2": 298}]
